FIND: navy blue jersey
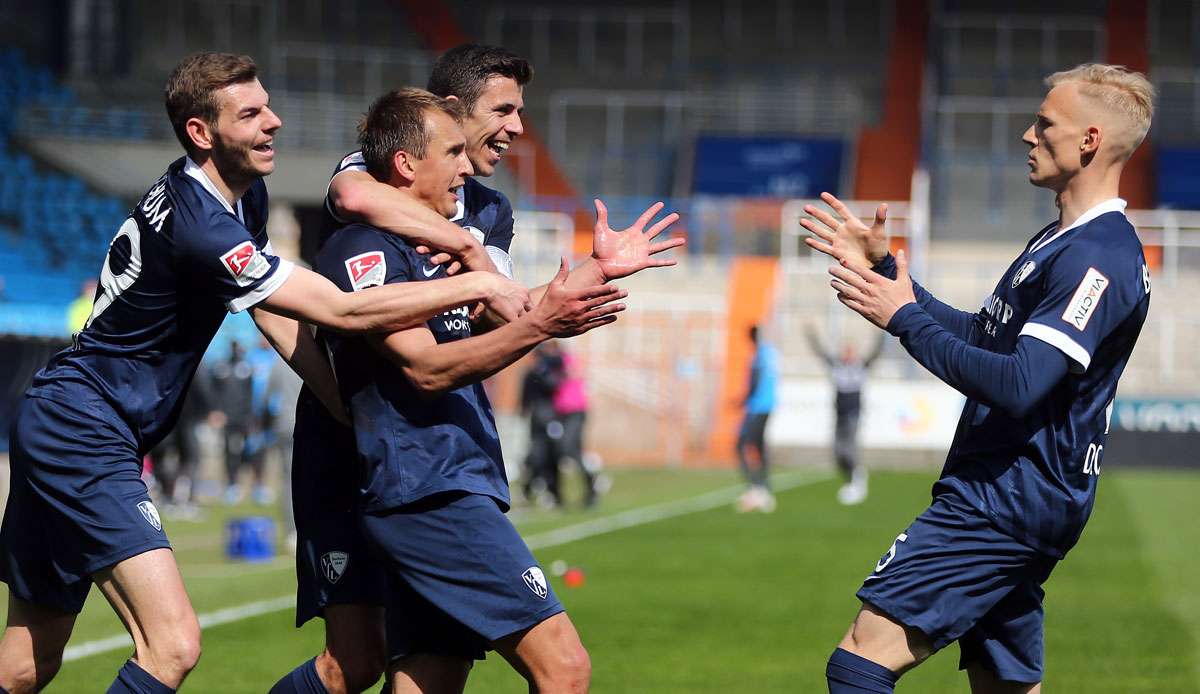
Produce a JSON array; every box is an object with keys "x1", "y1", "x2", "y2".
[
  {"x1": 935, "y1": 200, "x2": 1150, "y2": 557},
  {"x1": 28, "y1": 157, "x2": 292, "y2": 451},
  {"x1": 323, "y1": 151, "x2": 515, "y2": 274},
  {"x1": 315, "y1": 223, "x2": 507, "y2": 512}
]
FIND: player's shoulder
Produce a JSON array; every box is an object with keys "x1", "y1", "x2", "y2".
[
  {"x1": 327, "y1": 223, "x2": 418, "y2": 259},
  {"x1": 1065, "y1": 211, "x2": 1143, "y2": 263},
  {"x1": 463, "y1": 177, "x2": 510, "y2": 211}
]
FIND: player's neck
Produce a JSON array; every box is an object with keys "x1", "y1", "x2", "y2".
[
  {"x1": 195, "y1": 155, "x2": 252, "y2": 207},
  {"x1": 1055, "y1": 166, "x2": 1123, "y2": 229}
]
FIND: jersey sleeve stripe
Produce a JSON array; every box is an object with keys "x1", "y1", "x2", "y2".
[
  {"x1": 1019, "y1": 322, "x2": 1090, "y2": 372},
  {"x1": 227, "y1": 259, "x2": 296, "y2": 313},
  {"x1": 486, "y1": 246, "x2": 514, "y2": 279}
]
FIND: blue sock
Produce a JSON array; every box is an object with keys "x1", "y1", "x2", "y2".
[
  {"x1": 268, "y1": 657, "x2": 329, "y2": 694},
  {"x1": 827, "y1": 648, "x2": 897, "y2": 693},
  {"x1": 106, "y1": 660, "x2": 175, "y2": 694}
]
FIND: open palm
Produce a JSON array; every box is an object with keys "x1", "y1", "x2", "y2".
[
  {"x1": 592, "y1": 199, "x2": 685, "y2": 281},
  {"x1": 801, "y1": 192, "x2": 890, "y2": 267}
]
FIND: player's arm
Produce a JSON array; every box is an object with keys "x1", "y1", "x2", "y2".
[
  {"x1": 804, "y1": 326, "x2": 836, "y2": 366},
  {"x1": 258, "y1": 265, "x2": 530, "y2": 334},
  {"x1": 372, "y1": 260, "x2": 626, "y2": 395},
  {"x1": 870, "y1": 253, "x2": 975, "y2": 339},
  {"x1": 830, "y1": 252, "x2": 1069, "y2": 417},
  {"x1": 330, "y1": 169, "x2": 495, "y2": 273},
  {"x1": 250, "y1": 308, "x2": 348, "y2": 425}
]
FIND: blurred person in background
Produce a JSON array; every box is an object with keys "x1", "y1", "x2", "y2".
[
  {"x1": 520, "y1": 341, "x2": 563, "y2": 506},
  {"x1": 246, "y1": 335, "x2": 280, "y2": 505},
  {"x1": 736, "y1": 325, "x2": 779, "y2": 513},
  {"x1": 807, "y1": 327, "x2": 883, "y2": 505},
  {"x1": 65, "y1": 279, "x2": 97, "y2": 334},
  {"x1": 212, "y1": 339, "x2": 259, "y2": 504},
  {"x1": 552, "y1": 342, "x2": 596, "y2": 507},
  {"x1": 149, "y1": 361, "x2": 219, "y2": 520},
  {"x1": 266, "y1": 346, "x2": 304, "y2": 550}
]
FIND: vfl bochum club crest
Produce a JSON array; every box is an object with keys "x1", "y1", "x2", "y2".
[
  {"x1": 321, "y1": 551, "x2": 350, "y2": 584},
  {"x1": 136, "y1": 501, "x2": 162, "y2": 531},
  {"x1": 522, "y1": 566, "x2": 549, "y2": 599},
  {"x1": 1012, "y1": 260, "x2": 1036, "y2": 288}
]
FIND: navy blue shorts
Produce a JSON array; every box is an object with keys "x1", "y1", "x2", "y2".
[
  {"x1": 291, "y1": 393, "x2": 385, "y2": 626},
  {"x1": 856, "y1": 492, "x2": 1058, "y2": 684},
  {"x1": 0, "y1": 394, "x2": 170, "y2": 614},
  {"x1": 361, "y1": 491, "x2": 564, "y2": 662}
]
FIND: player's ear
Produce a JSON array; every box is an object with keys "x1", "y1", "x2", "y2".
[
  {"x1": 393, "y1": 150, "x2": 417, "y2": 183},
  {"x1": 444, "y1": 95, "x2": 459, "y2": 104},
  {"x1": 185, "y1": 117, "x2": 215, "y2": 154},
  {"x1": 1081, "y1": 125, "x2": 1102, "y2": 156}
]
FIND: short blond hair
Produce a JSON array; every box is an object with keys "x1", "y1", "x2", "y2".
[{"x1": 1046, "y1": 63, "x2": 1156, "y2": 157}]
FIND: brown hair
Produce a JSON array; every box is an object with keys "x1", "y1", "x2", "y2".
[
  {"x1": 358, "y1": 88, "x2": 463, "y2": 181},
  {"x1": 164, "y1": 52, "x2": 259, "y2": 155},
  {"x1": 426, "y1": 44, "x2": 532, "y2": 113}
]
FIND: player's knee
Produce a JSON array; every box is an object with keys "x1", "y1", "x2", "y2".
[
  {"x1": 4, "y1": 651, "x2": 64, "y2": 693},
  {"x1": 538, "y1": 642, "x2": 591, "y2": 693},
  {"x1": 330, "y1": 651, "x2": 386, "y2": 693},
  {"x1": 146, "y1": 621, "x2": 202, "y2": 679}
]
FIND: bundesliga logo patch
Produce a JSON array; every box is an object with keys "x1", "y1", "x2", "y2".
[
  {"x1": 220, "y1": 241, "x2": 270, "y2": 286},
  {"x1": 522, "y1": 566, "x2": 549, "y2": 599},
  {"x1": 321, "y1": 551, "x2": 350, "y2": 584},
  {"x1": 137, "y1": 501, "x2": 162, "y2": 531},
  {"x1": 345, "y1": 251, "x2": 386, "y2": 291},
  {"x1": 1062, "y1": 267, "x2": 1109, "y2": 331}
]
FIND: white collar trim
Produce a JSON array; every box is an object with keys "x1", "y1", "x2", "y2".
[
  {"x1": 1030, "y1": 198, "x2": 1126, "y2": 253},
  {"x1": 184, "y1": 157, "x2": 244, "y2": 223}
]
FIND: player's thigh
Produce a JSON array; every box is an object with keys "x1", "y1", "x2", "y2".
[
  {"x1": 967, "y1": 666, "x2": 1041, "y2": 694},
  {"x1": 0, "y1": 595, "x2": 77, "y2": 671},
  {"x1": 852, "y1": 494, "x2": 1047, "y2": 671},
  {"x1": 93, "y1": 547, "x2": 198, "y2": 648},
  {"x1": 491, "y1": 611, "x2": 588, "y2": 684},
  {"x1": 839, "y1": 601, "x2": 934, "y2": 674},
  {"x1": 389, "y1": 653, "x2": 472, "y2": 694}
]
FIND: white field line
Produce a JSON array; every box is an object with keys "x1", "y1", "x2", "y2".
[{"x1": 63, "y1": 470, "x2": 829, "y2": 662}]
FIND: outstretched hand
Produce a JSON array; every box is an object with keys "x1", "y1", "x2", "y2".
[
  {"x1": 592, "y1": 199, "x2": 685, "y2": 281},
  {"x1": 829, "y1": 250, "x2": 917, "y2": 329},
  {"x1": 531, "y1": 257, "x2": 628, "y2": 338},
  {"x1": 801, "y1": 192, "x2": 890, "y2": 268}
]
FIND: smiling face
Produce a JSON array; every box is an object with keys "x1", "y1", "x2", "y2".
[
  {"x1": 460, "y1": 75, "x2": 525, "y2": 177},
  {"x1": 1021, "y1": 83, "x2": 1095, "y2": 192},
  {"x1": 204, "y1": 78, "x2": 282, "y2": 183},
  {"x1": 407, "y1": 108, "x2": 474, "y2": 218}
]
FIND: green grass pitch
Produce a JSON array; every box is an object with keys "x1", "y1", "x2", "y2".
[{"x1": 8, "y1": 467, "x2": 1198, "y2": 692}]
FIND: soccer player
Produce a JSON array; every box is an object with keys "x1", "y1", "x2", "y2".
[
  {"x1": 324, "y1": 88, "x2": 620, "y2": 693},
  {"x1": 0, "y1": 52, "x2": 531, "y2": 694},
  {"x1": 274, "y1": 44, "x2": 682, "y2": 694},
  {"x1": 735, "y1": 325, "x2": 779, "y2": 513},
  {"x1": 804, "y1": 64, "x2": 1154, "y2": 693},
  {"x1": 805, "y1": 328, "x2": 883, "y2": 505}
]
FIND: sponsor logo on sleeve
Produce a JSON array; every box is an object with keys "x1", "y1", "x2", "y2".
[
  {"x1": 521, "y1": 566, "x2": 549, "y2": 599},
  {"x1": 136, "y1": 500, "x2": 162, "y2": 531},
  {"x1": 220, "y1": 241, "x2": 271, "y2": 286},
  {"x1": 345, "y1": 251, "x2": 386, "y2": 291},
  {"x1": 338, "y1": 151, "x2": 366, "y2": 172},
  {"x1": 1062, "y1": 267, "x2": 1109, "y2": 331},
  {"x1": 321, "y1": 551, "x2": 350, "y2": 583}
]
